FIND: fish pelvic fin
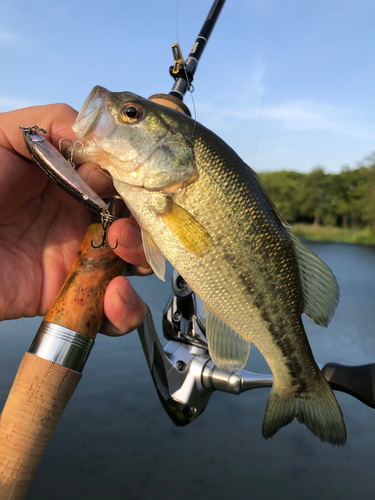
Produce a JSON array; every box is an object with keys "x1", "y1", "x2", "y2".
[
  {"x1": 262, "y1": 374, "x2": 347, "y2": 447},
  {"x1": 141, "y1": 228, "x2": 166, "y2": 281}
]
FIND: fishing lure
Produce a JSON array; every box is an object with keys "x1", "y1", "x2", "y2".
[
  {"x1": 21, "y1": 125, "x2": 117, "y2": 249},
  {"x1": 21, "y1": 125, "x2": 109, "y2": 215}
]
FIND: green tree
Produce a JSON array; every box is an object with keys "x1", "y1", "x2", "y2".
[
  {"x1": 259, "y1": 170, "x2": 305, "y2": 223},
  {"x1": 333, "y1": 167, "x2": 368, "y2": 229},
  {"x1": 299, "y1": 167, "x2": 332, "y2": 226},
  {"x1": 258, "y1": 152, "x2": 375, "y2": 231},
  {"x1": 359, "y1": 153, "x2": 375, "y2": 230}
]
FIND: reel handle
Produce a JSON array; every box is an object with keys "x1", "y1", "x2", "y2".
[{"x1": 322, "y1": 362, "x2": 375, "y2": 409}]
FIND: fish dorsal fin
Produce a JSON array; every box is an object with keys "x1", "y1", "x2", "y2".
[
  {"x1": 288, "y1": 230, "x2": 339, "y2": 327},
  {"x1": 141, "y1": 228, "x2": 166, "y2": 282},
  {"x1": 203, "y1": 304, "x2": 251, "y2": 370},
  {"x1": 248, "y1": 165, "x2": 291, "y2": 228},
  {"x1": 160, "y1": 201, "x2": 212, "y2": 257}
]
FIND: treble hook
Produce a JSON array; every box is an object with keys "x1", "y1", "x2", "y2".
[
  {"x1": 91, "y1": 211, "x2": 118, "y2": 250},
  {"x1": 58, "y1": 139, "x2": 84, "y2": 167}
]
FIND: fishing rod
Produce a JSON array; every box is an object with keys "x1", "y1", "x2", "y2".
[
  {"x1": 0, "y1": 1, "x2": 228, "y2": 498},
  {"x1": 149, "y1": 0, "x2": 226, "y2": 114},
  {"x1": 1, "y1": 0, "x2": 374, "y2": 497},
  {"x1": 169, "y1": 0, "x2": 226, "y2": 100}
]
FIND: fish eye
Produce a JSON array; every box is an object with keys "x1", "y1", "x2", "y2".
[{"x1": 121, "y1": 103, "x2": 143, "y2": 123}]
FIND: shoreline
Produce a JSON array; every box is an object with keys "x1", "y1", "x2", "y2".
[{"x1": 292, "y1": 223, "x2": 375, "y2": 246}]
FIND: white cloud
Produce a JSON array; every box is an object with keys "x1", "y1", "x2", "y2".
[
  {"x1": 248, "y1": 67, "x2": 266, "y2": 96},
  {"x1": 264, "y1": 101, "x2": 374, "y2": 140},
  {"x1": 0, "y1": 96, "x2": 41, "y2": 112},
  {"x1": 0, "y1": 27, "x2": 20, "y2": 44},
  {"x1": 196, "y1": 99, "x2": 374, "y2": 141}
]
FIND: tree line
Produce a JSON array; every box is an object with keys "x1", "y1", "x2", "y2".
[{"x1": 259, "y1": 153, "x2": 375, "y2": 231}]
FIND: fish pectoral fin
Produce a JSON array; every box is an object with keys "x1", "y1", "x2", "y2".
[
  {"x1": 289, "y1": 230, "x2": 339, "y2": 327},
  {"x1": 160, "y1": 201, "x2": 212, "y2": 257},
  {"x1": 141, "y1": 228, "x2": 166, "y2": 281},
  {"x1": 204, "y1": 305, "x2": 251, "y2": 371}
]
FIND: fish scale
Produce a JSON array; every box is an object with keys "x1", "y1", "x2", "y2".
[
  {"x1": 72, "y1": 86, "x2": 346, "y2": 446},
  {"x1": 188, "y1": 138, "x2": 322, "y2": 409}
]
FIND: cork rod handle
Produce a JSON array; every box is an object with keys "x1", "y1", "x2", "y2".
[
  {"x1": 0, "y1": 354, "x2": 82, "y2": 499},
  {"x1": 0, "y1": 222, "x2": 127, "y2": 499}
]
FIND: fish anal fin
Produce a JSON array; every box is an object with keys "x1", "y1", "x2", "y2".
[
  {"x1": 141, "y1": 228, "x2": 166, "y2": 281},
  {"x1": 205, "y1": 307, "x2": 250, "y2": 371},
  {"x1": 160, "y1": 201, "x2": 212, "y2": 257},
  {"x1": 288, "y1": 231, "x2": 339, "y2": 327}
]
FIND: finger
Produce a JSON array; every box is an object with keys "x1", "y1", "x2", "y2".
[
  {"x1": 108, "y1": 218, "x2": 153, "y2": 276},
  {"x1": 0, "y1": 103, "x2": 78, "y2": 157},
  {"x1": 77, "y1": 163, "x2": 117, "y2": 198},
  {"x1": 101, "y1": 276, "x2": 147, "y2": 336}
]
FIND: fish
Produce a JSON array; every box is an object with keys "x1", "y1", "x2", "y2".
[{"x1": 72, "y1": 85, "x2": 346, "y2": 446}]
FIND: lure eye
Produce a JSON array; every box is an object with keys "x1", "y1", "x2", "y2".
[{"x1": 121, "y1": 103, "x2": 143, "y2": 123}]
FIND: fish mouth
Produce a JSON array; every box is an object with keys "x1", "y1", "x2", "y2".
[{"x1": 73, "y1": 86, "x2": 110, "y2": 140}]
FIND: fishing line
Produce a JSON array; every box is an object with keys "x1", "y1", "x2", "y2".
[
  {"x1": 34, "y1": 128, "x2": 116, "y2": 184},
  {"x1": 37, "y1": 129, "x2": 65, "y2": 147},
  {"x1": 32, "y1": 128, "x2": 80, "y2": 169},
  {"x1": 175, "y1": 0, "x2": 198, "y2": 141},
  {"x1": 185, "y1": 71, "x2": 197, "y2": 142},
  {"x1": 75, "y1": 133, "x2": 177, "y2": 188},
  {"x1": 175, "y1": 0, "x2": 182, "y2": 48},
  {"x1": 252, "y1": 4, "x2": 283, "y2": 170}
]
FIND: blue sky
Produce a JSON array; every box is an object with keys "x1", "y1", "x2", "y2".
[{"x1": 1, "y1": 0, "x2": 374, "y2": 173}]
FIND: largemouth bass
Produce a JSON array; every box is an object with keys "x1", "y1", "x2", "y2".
[{"x1": 72, "y1": 86, "x2": 346, "y2": 446}]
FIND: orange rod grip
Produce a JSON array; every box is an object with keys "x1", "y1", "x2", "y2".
[{"x1": 44, "y1": 222, "x2": 127, "y2": 339}]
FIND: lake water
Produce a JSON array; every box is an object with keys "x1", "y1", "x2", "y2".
[{"x1": 1, "y1": 241, "x2": 375, "y2": 500}]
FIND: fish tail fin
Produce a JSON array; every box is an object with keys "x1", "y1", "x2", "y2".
[{"x1": 262, "y1": 374, "x2": 347, "y2": 447}]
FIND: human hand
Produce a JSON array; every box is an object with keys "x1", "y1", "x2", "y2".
[{"x1": 0, "y1": 103, "x2": 151, "y2": 335}]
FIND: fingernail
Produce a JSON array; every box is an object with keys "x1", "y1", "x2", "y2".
[
  {"x1": 120, "y1": 223, "x2": 142, "y2": 250},
  {"x1": 118, "y1": 281, "x2": 136, "y2": 306}
]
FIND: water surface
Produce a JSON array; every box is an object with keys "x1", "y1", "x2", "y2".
[{"x1": 1, "y1": 242, "x2": 374, "y2": 500}]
